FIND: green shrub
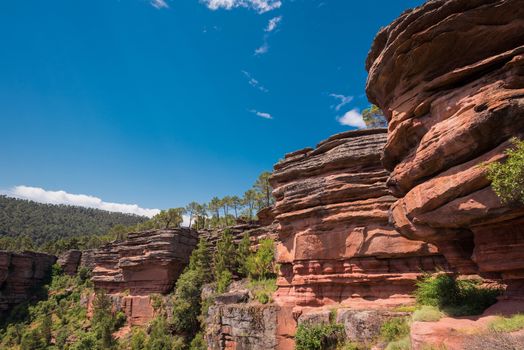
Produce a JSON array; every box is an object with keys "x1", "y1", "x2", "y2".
[
  {"x1": 415, "y1": 274, "x2": 500, "y2": 316},
  {"x1": 145, "y1": 317, "x2": 173, "y2": 350},
  {"x1": 237, "y1": 232, "x2": 252, "y2": 277},
  {"x1": 412, "y1": 306, "x2": 443, "y2": 322},
  {"x1": 489, "y1": 314, "x2": 524, "y2": 333},
  {"x1": 380, "y1": 317, "x2": 410, "y2": 342},
  {"x1": 130, "y1": 328, "x2": 147, "y2": 350},
  {"x1": 247, "y1": 278, "x2": 277, "y2": 304},
  {"x1": 487, "y1": 138, "x2": 524, "y2": 204},
  {"x1": 216, "y1": 270, "x2": 233, "y2": 294},
  {"x1": 172, "y1": 238, "x2": 212, "y2": 335},
  {"x1": 295, "y1": 323, "x2": 345, "y2": 350},
  {"x1": 385, "y1": 336, "x2": 411, "y2": 350},
  {"x1": 189, "y1": 332, "x2": 207, "y2": 350},
  {"x1": 245, "y1": 238, "x2": 275, "y2": 280}
]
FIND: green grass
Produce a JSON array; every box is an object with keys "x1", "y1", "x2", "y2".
[
  {"x1": 489, "y1": 314, "x2": 524, "y2": 333},
  {"x1": 247, "y1": 278, "x2": 277, "y2": 304},
  {"x1": 380, "y1": 317, "x2": 410, "y2": 342},
  {"x1": 385, "y1": 336, "x2": 411, "y2": 350},
  {"x1": 412, "y1": 306, "x2": 443, "y2": 322}
]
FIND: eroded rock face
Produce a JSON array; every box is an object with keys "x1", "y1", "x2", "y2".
[
  {"x1": 58, "y1": 249, "x2": 97, "y2": 275},
  {"x1": 270, "y1": 129, "x2": 445, "y2": 310},
  {"x1": 0, "y1": 251, "x2": 56, "y2": 314},
  {"x1": 92, "y1": 228, "x2": 198, "y2": 294},
  {"x1": 366, "y1": 0, "x2": 524, "y2": 288},
  {"x1": 206, "y1": 303, "x2": 279, "y2": 350}
]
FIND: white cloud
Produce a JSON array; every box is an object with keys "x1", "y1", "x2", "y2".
[
  {"x1": 151, "y1": 0, "x2": 169, "y2": 9},
  {"x1": 250, "y1": 109, "x2": 273, "y2": 119},
  {"x1": 265, "y1": 16, "x2": 282, "y2": 32},
  {"x1": 241, "y1": 70, "x2": 268, "y2": 92},
  {"x1": 337, "y1": 109, "x2": 366, "y2": 129},
  {"x1": 254, "y1": 42, "x2": 269, "y2": 55},
  {"x1": 202, "y1": 0, "x2": 281, "y2": 13},
  {"x1": 329, "y1": 93, "x2": 354, "y2": 111},
  {"x1": 3, "y1": 185, "x2": 160, "y2": 218}
]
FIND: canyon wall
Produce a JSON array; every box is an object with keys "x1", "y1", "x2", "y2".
[
  {"x1": 366, "y1": 0, "x2": 524, "y2": 296},
  {"x1": 270, "y1": 129, "x2": 446, "y2": 310},
  {"x1": 91, "y1": 228, "x2": 198, "y2": 324},
  {"x1": 0, "y1": 251, "x2": 56, "y2": 315}
]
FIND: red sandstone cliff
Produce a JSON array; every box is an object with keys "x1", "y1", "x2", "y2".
[
  {"x1": 0, "y1": 251, "x2": 56, "y2": 314},
  {"x1": 270, "y1": 129, "x2": 445, "y2": 311},
  {"x1": 366, "y1": 0, "x2": 524, "y2": 297},
  {"x1": 90, "y1": 228, "x2": 198, "y2": 325}
]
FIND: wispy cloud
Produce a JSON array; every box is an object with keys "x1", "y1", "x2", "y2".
[
  {"x1": 329, "y1": 93, "x2": 354, "y2": 111},
  {"x1": 242, "y1": 70, "x2": 268, "y2": 92},
  {"x1": 250, "y1": 109, "x2": 273, "y2": 119},
  {"x1": 201, "y1": 0, "x2": 281, "y2": 13},
  {"x1": 151, "y1": 0, "x2": 169, "y2": 9},
  {"x1": 337, "y1": 109, "x2": 366, "y2": 129},
  {"x1": 2, "y1": 185, "x2": 161, "y2": 218},
  {"x1": 254, "y1": 42, "x2": 269, "y2": 55},
  {"x1": 254, "y1": 16, "x2": 282, "y2": 55},
  {"x1": 265, "y1": 16, "x2": 282, "y2": 32}
]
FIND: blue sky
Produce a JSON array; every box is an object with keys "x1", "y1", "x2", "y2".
[{"x1": 0, "y1": 0, "x2": 423, "y2": 215}]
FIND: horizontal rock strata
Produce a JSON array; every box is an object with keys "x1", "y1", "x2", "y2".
[
  {"x1": 270, "y1": 129, "x2": 446, "y2": 310},
  {"x1": 92, "y1": 228, "x2": 198, "y2": 294},
  {"x1": 0, "y1": 251, "x2": 56, "y2": 314},
  {"x1": 366, "y1": 0, "x2": 524, "y2": 290}
]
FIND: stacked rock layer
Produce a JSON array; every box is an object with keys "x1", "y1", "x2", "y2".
[
  {"x1": 270, "y1": 129, "x2": 446, "y2": 309},
  {"x1": 366, "y1": 0, "x2": 524, "y2": 295},
  {"x1": 0, "y1": 251, "x2": 56, "y2": 314},
  {"x1": 92, "y1": 228, "x2": 198, "y2": 294}
]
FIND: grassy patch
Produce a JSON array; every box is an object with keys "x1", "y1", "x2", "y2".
[
  {"x1": 415, "y1": 274, "x2": 500, "y2": 316},
  {"x1": 247, "y1": 278, "x2": 277, "y2": 304},
  {"x1": 489, "y1": 314, "x2": 524, "y2": 333},
  {"x1": 295, "y1": 323, "x2": 345, "y2": 350},
  {"x1": 380, "y1": 317, "x2": 410, "y2": 343},
  {"x1": 394, "y1": 305, "x2": 418, "y2": 313},
  {"x1": 412, "y1": 306, "x2": 443, "y2": 322},
  {"x1": 385, "y1": 336, "x2": 411, "y2": 350}
]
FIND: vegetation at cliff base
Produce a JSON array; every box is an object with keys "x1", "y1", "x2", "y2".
[
  {"x1": 487, "y1": 137, "x2": 524, "y2": 204},
  {"x1": 415, "y1": 274, "x2": 500, "y2": 316},
  {"x1": 295, "y1": 323, "x2": 345, "y2": 350},
  {"x1": 489, "y1": 314, "x2": 524, "y2": 333}
]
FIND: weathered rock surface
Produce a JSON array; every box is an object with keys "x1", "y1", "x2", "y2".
[
  {"x1": 270, "y1": 129, "x2": 445, "y2": 310},
  {"x1": 206, "y1": 299, "x2": 279, "y2": 350},
  {"x1": 58, "y1": 249, "x2": 97, "y2": 275},
  {"x1": 298, "y1": 308, "x2": 409, "y2": 345},
  {"x1": 92, "y1": 228, "x2": 198, "y2": 294},
  {"x1": 0, "y1": 251, "x2": 56, "y2": 314},
  {"x1": 366, "y1": 0, "x2": 524, "y2": 289}
]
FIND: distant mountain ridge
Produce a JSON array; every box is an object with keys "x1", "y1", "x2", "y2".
[{"x1": 0, "y1": 195, "x2": 148, "y2": 245}]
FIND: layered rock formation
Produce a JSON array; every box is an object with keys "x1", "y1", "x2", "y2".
[
  {"x1": 270, "y1": 129, "x2": 446, "y2": 312},
  {"x1": 90, "y1": 229, "x2": 198, "y2": 325},
  {"x1": 0, "y1": 251, "x2": 56, "y2": 314},
  {"x1": 92, "y1": 228, "x2": 198, "y2": 294},
  {"x1": 366, "y1": 0, "x2": 524, "y2": 293},
  {"x1": 58, "y1": 249, "x2": 96, "y2": 275}
]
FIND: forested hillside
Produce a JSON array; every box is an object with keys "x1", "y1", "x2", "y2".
[{"x1": 0, "y1": 196, "x2": 147, "y2": 246}]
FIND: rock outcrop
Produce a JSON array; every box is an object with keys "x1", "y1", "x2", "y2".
[
  {"x1": 90, "y1": 228, "x2": 198, "y2": 325},
  {"x1": 270, "y1": 129, "x2": 446, "y2": 310},
  {"x1": 58, "y1": 249, "x2": 96, "y2": 275},
  {"x1": 366, "y1": 0, "x2": 524, "y2": 293},
  {"x1": 0, "y1": 251, "x2": 56, "y2": 314},
  {"x1": 92, "y1": 228, "x2": 198, "y2": 294}
]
